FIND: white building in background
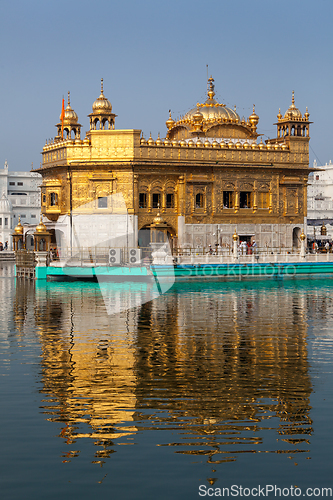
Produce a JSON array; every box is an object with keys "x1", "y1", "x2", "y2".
[
  {"x1": 307, "y1": 160, "x2": 333, "y2": 218},
  {"x1": 307, "y1": 160, "x2": 333, "y2": 239},
  {"x1": 0, "y1": 161, "x2": 42, "y2": 249}
]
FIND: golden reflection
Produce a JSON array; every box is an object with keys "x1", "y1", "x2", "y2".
[{"x1": 12, "y1": 280, "x2": 315, "y2": 464}]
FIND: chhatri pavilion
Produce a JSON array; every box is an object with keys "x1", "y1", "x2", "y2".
[{"x1": 36, "y1": 77, "x2": 311, "y2": 251}]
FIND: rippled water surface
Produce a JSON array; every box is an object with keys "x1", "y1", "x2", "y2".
[{"x1": 1, "y1": 263, "x2": 333, "y2": 499}]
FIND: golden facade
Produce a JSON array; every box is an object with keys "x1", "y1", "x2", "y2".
[{"x1": 36, "y1": 78, "x2": 311, "y2": 249}]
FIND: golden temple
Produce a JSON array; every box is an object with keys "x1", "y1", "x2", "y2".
[{"x1": 36, "y1": 78, "x2": 311, "y2": 250}]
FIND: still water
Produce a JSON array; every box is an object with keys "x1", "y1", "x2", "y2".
[{"x1": 1, "y1": 263, "x2": 333, "y2": 499}]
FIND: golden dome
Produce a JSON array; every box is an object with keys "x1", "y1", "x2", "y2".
[
  {"x1": 14, "y1": 216, "x2": 23, "y2": 235},
  {"x1": 35, "y1": 215, "x2": 47, "y2": 233},
  {"x1": 147, "y1": 133, "x2": 155, "y2": 146},
  {"x1": 184, "y1": 76, "x2": 240, "y2": 123},
  {"x1": 284, "y1": 91, "x2": 302, "y2": 119},
  {"x1": 166, "y1": 110, "x2": 175, "y2": 130},
  {"x1": 248, "y1": 105, "x2": 259, "y2": 128},
  {"x1": 153, "y1": 213, "x2": 164, "y2": 225},
  {"x1": 92, "y1": 79, "x2": 112, "y2": 113},
  {"x1": 156, "y1": 133, "x2": 163, "y2": 146},
  {"x1": 61, "y1": 92, "x2": 78, "y2": 124}
]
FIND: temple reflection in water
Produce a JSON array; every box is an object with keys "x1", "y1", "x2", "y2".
[{"x1": 13, "y1": 279, "x2": 313, "y2": 465}]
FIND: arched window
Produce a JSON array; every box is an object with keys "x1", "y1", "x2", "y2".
[
  {"x1": 196, "y1": 193, "x2": 204, "y2": 208},
  {"x1": 152, "y1": 193, "x2": 161, "y2": 208},
  {"x1": 139, "y1": 193, "x2": 147, "y2": 209},
  {"x1": 166, "y1": 193, "x2": 174, "y2": 208},
  {"x1": 50, "y1": 192, "x2": 58, "y2": 206}
]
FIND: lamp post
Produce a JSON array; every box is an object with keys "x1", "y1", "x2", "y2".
[
  {"x1": 233, "y1": 228, "x2": 238, "y2": 262},
  {"x1": 300, "y1": 230, "x2": 306, "y2": 258}
]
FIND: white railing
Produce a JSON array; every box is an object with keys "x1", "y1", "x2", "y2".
[{"x1": 47, "y1": 245, "x2": 333, "y2": 267}]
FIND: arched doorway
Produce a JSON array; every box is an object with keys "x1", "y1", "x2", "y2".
[
  {"x1": 138, "y1": 221, "x2": 177, "y2": 256},
  {"x1": 293, "y1": 227, "x2": 301, "y2": 248}
]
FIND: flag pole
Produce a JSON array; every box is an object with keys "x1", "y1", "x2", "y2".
[{"x1": 61, "y1": 96, "x2": 65, "y2": 139}]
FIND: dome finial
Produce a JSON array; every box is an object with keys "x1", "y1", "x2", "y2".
[
  {"x1": 207, "y1": 75, "x2": 215, "y2": 100},
  {"x1": 101, "y1": 78, "x2": 104, "y2": 95},
  {"x1": 67, "y1": 91, "x2": 70, "y2": 106},
  {"x1": 284, "y1": 91, "x2": 302, "y2": 119},
  {"x1": 166, "y1": 109, "x2": 175, "y2": 130}
]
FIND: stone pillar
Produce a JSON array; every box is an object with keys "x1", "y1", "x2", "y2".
[
  {"x1": 177, "y1": 215, "x2": 185, "y2": 248},
  {"x1": 35, "y1": 251, "x2": 48, "y2": 267}
]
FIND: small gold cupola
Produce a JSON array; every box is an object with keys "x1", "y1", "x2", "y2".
[
  {"x1": 89, "y1": 79, "x2": 117, "y2": 131},
  {"x1": 275, "y1": 90, "x2": 311, "y2": 140},
  {"x1": 56, "y1": 91, "x2": 81, "y2": 140}
]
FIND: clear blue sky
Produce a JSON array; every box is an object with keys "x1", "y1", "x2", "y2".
[{"x1": 0, "y1": 0, "x2": 332, "y2": 171}]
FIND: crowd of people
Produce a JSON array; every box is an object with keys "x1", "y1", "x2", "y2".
[
  {"x1": 208, "y1": 240, "x2": 257, "y2": 255},
  {"x1": 309, "y1": 240, "x2": 332, "y2": 253}
]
